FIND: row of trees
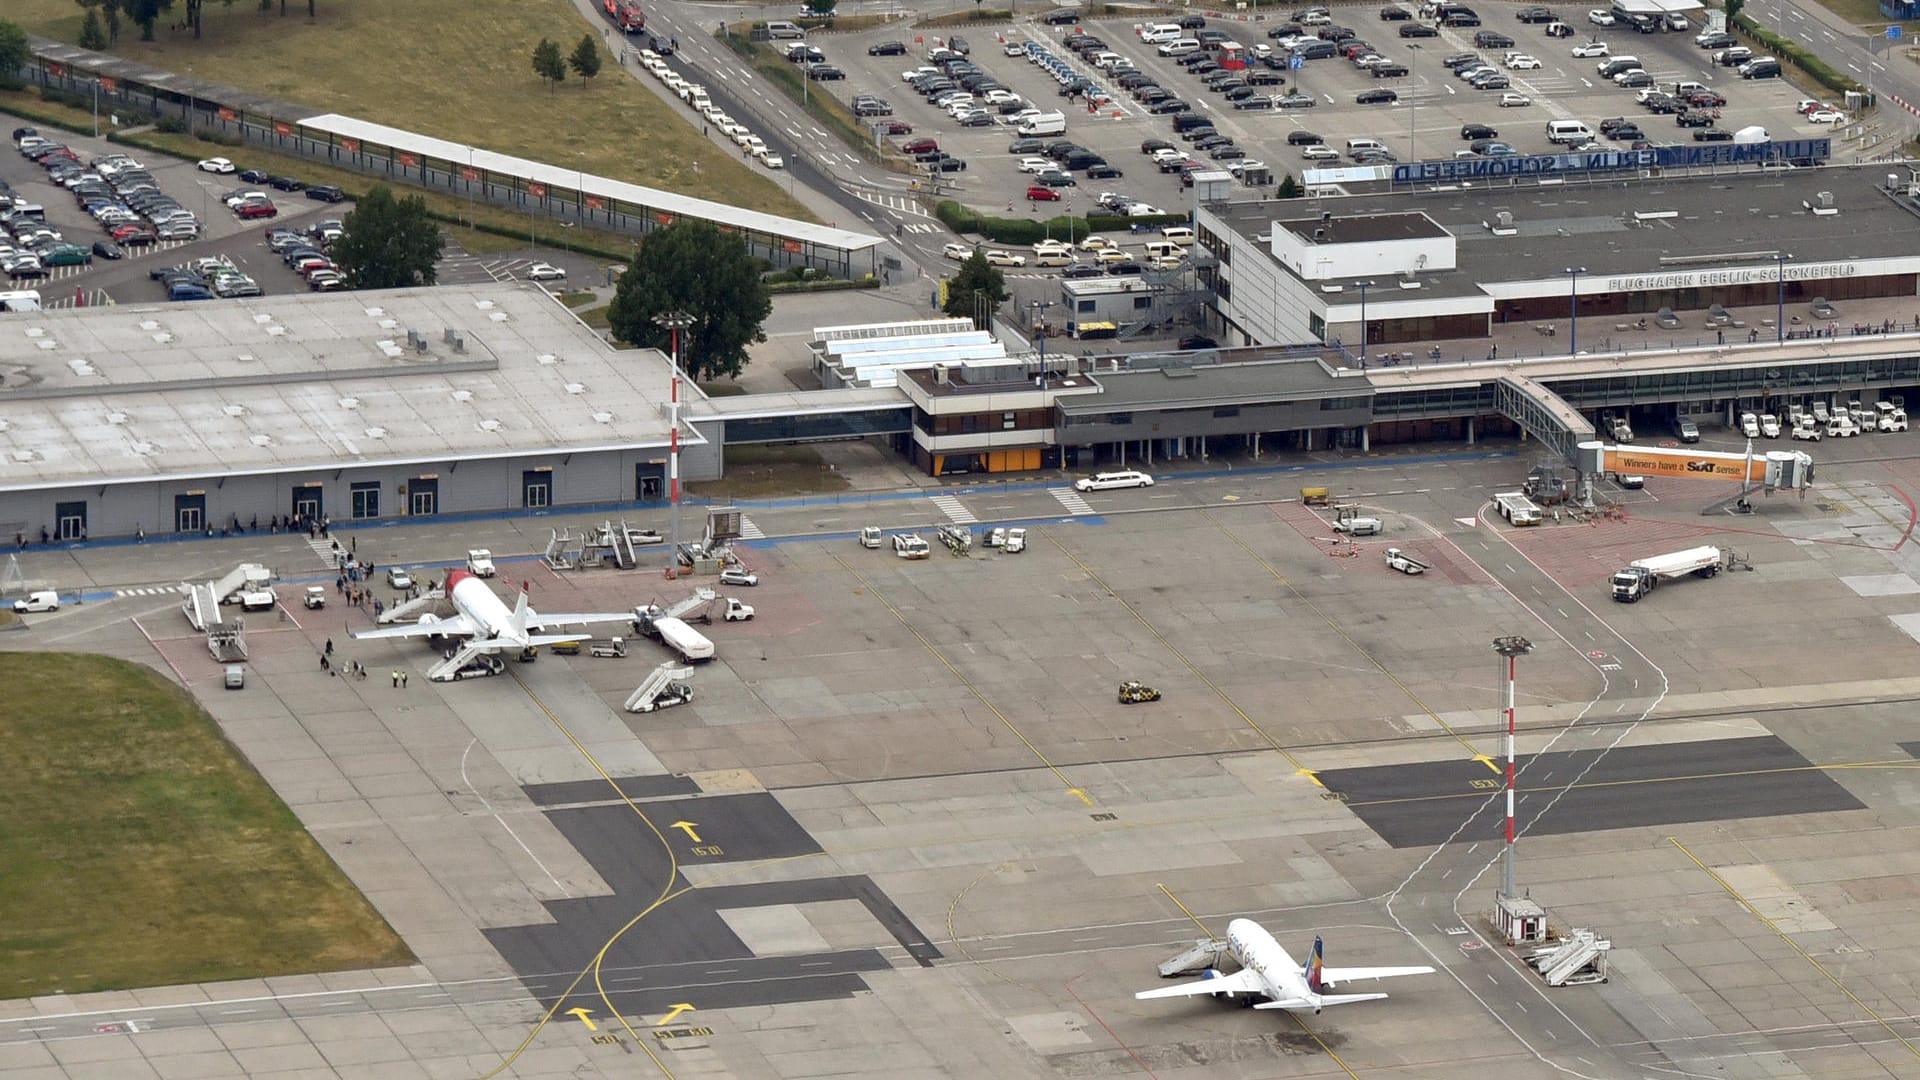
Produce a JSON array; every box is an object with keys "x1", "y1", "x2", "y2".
[
  {"x1": 533, "y1": 34, "x2": 603, "y2": 90},
  {"x1": 72, "y1": 0, "x2": 318, "y2": 47}
]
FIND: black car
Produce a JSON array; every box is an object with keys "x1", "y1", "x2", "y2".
[
  {"x1": 238, "y1": 168, "x2": 271, "y2": 183},
  {"x1": 1107, "y1": 260, "x2": 1144, "y2": 276},
  {"x1": 1086, "y1": 164, "x2": 1124, "y2": 178},
  {"x1": 1607, "y1": 124, "x2": 1643, "y2": 140},
  {"x1": 1461, "y1": 122, "x2": 1498, "y2": 140},
  {"x1": 1062, "y1": 262, "x2": 1103, "y2": 279},
  {"x1": 805, "y1": 64, "x2": 845, "y2": 80},
  {"x1": 1148, "y1": 98, "x2": 1190, "y2": 114},
  {"x1": 1193, "y1": 133, "x2": 1232, "y2": 150},
  {"x1": 1234, "y1": 95, "x2": 1276, "y2": 110},
  {"x1": 868, "y1": 40, "x2": 907, "y2": 55},
  {"x1": 1248, "y1": 68, "x2": 1285, "y2": 84},
  {"x1": 1399, "y1": 22, "x2": 1438, "y2": 36},
  {"x1": 1694, "y1": 126, "x2": 1733, "y2": 141},
  {"x1": 1209, "y1": 144, "x2": 1246, "y2": 159},
  {"x1": 1440, "y1": 10, "x2": 1481, "y2": 25},
  {"x1": 1140, "y1": 138, "x2": 1174, "y2": 154},
  {"x1": 305, "y1": 184, "x2": 347, "y2": 202},
  {"x1": 929, "y1": 155, "x2": 967, "y2": 171},
  {"x1": 1286, "y1": 130, "x2": 1325, "y2": 145},
  {"x1": 1372, "y1": 62, "x2": 1408, "y2": 77},
  {"x1": 268, "y1": 175, "x2": 305, "y2": 191},
  {"x1": 1696, "y1": 31, "x2": 1736, "y2": 49},
  {"x1": 1117, "y1": 71, "x2": 1155, "y2": 89},
  {"x1": 1036, "y1": 171, "x2": 1075, "y2": 186},
  {"x1": 1379, "y1": 5, "x2": 1412, "y2": 18},
  {"x1": 1443, "y1": 51, "x2": 1481, "y2": 68},
  {"x1": 948, "y1": 34, "x2": 970, "y2": 55},
  {"x1": 1178, "y1": 13, "x2": 1207, "y2": 27},
  {"x1": 1137, "y1": 88, "x2": 1173, "y2": 105},
  {"x1": 1318, "y1": 25, "x2": 1357, "y2": 41},
  {"x1": 1515, "y1": 5, "x2": 1557, "y2": 20},
  {"x1": 91, "y1": 240, "x2": 124, "y2": 260},
  {"x1": 1179, "y1": 334, "x2": 1219, "y2": 350},
  {"x1": 1010, "y1": 138, "x2": 1047, "y2": 154},
  {"x1": 1045, "y1": 141, "x2": 1084, "y2": 160},
  {"x1": 1042, "y1": 8, "x2": 1078, "y2": 23},
  {"x1": 1356, "y1": 88, "x2": 1398, "y2": 104},
  {"x1": 1474, "y1": 30, "x2": 1515, "y2": 47},
  {"x1": 1616, "y1": 70, "x2": 1653, "y2": 87}
]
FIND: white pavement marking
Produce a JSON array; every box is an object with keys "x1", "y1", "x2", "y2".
[
  {"x1": 737, "y1": 515, "x2": 767, "y2": 540},
  {"x1": 929, "y1": 494, "x2": 977, "y2": 524},
  {"x1": 114, "y1": 585, "x2": 185, "y2": 598},
  {"x1": 1050, "y1": 487, "x2": 1095, "y2": 515}
]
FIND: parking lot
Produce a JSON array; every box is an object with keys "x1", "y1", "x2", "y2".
[{"x1": 793, "y1": 1, "x2": 1846, "y2": 269}]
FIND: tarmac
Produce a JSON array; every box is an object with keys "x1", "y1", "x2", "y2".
[{"x1": 5, "y1": 427, "x2": 1920, "y2": 1078}]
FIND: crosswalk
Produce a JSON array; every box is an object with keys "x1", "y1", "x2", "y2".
[
  {"x1": 855, "y1": 190, "x2": 931, "y2": 217},
  {"x1": 1050, "y1": 487, "x2": 1095, "y2": 515},
  {"x1": 929, "y1": 493, "x2": 977, "y2": 524},
  {"x1": 903, "y1": 223, "x2": 941, "y2": 234},
  {"x1": 115, "y1": 584, "x2": 184, "y2": 598},
  {"x1": 737, "y1": 515, "x2": 766, "y2": 540}
]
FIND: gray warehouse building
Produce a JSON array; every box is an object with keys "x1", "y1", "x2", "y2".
[{"x1": 0, "y1": 284, "x2": 715, "y2": 541}]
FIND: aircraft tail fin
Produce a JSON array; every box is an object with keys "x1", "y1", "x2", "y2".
[
  {"x1": 1305, "y1": 935, "x2": 1325, "y2": 993},
  {"x1": 510, "y1": 583, "x2": 531, "y2": 641}
]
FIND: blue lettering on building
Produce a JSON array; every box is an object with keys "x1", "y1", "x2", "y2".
[{"x1": 1392, "y1": 139, "x2": 1831, "y2": 184}]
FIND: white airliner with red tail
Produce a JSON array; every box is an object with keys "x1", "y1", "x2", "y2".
[
  {"x1": 1136, "y1": 919, "x2": 1434, "y2": 1014},
  {"x1": 351, "y1": 571, "x2": 635, "y2": 679}
]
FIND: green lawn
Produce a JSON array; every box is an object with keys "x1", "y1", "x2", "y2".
[
  {"x1": 6, "y1": 0, "x2": 813, "y2": 221},
  {"x1": 0, "y1": 653, "x2": 412, "y2": 996}
]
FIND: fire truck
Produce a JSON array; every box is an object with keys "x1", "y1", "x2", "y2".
[{"x1": 603, "y1": 0, "x2": 645, "y2": 33}]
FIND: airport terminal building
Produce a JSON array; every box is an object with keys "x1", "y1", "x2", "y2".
[{"x1": 0, "y1": 284, "x2": 715, "y2": 541}]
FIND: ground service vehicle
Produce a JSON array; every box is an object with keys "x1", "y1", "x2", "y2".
[
  {"x1": 633, "y1": 608, "x2": 716, "y2": 662},
  {"x1": 11, "y1": 590, "x2": 58, "y2": 613},
  {"x1": 860, "y1": 526, "x2": 884, "y2": 548},
  {"x1": 1384, "y1": 548, "x2": 1429, "y2": 574},
  {"x1": 590, "y1": 637, "x2": 628, "y2": 658},
  {"x1": 1611, "y1": 545, "x2": 1722, "y2": 602},
  {"x1": 303, "y1": 586, "x2": 327, "y2": 609},
  {"x1": 1119, "y1": 680, "x2": 1162, "y2": 703},
  {"x1": 1003, "y1": 527, "x2": 1027, "y2": 553},
  {"x1": 466, "y1": 549, "x2": 497, "y2": 577},
  {"x1": 722, "y1": 598, "x2": 755, "y2": 621},
  {"x1": 1493, "y1": 491, "x2": 1543, "y2": 525},
  {"x1": 894, "y1": 533, "x2": 931, "y2": 559}
]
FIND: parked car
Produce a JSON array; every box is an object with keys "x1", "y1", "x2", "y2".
[
  {"x1": 1356, "y1": 88, "x2": 1398, "y2": 104},
  {"x1": 526, "y1": 262, "x2": 567, "y2": 281},
  {"x1": 196, "y1": 156, "x2": 236, "y2": 173}
]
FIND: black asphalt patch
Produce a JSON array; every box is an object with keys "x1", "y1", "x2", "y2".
[
  {"x1": 1319, "y1": 735, "x2": 1864, "y2": 849},
  {"x1": 1901, "y1": 742, "x2": 1920, "y2": 760},
  {"x1": 522, "y1": 773, "x2": 700, "y2": 806},
  {"x1": 485, "y1": 790, "x2": 940, "y2": 1018}
]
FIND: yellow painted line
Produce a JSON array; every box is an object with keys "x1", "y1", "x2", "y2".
[
  {"x1": 1211, "y1": 511, "x2": 1494, "y2": 767},
  {"x1": 1289, "y1": 1013, "x2": 1368, "y2": 1080},
  {"x1": 1668, "y1": 836, "x2": 1920, "y2": 1065},
  {"x1": 831, "y1": 551, "x2": 1092, "y2": 806},
  {"x1": 1156, "y1": 882, "x2": 1217, "y2": 941},
  {"x1": 1040, "y1": 529, "x2": 1313, "y2": 776}
]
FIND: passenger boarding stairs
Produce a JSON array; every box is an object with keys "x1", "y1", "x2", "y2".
[
  {"x1": 377, "y1": 587, "x2": 446, "y2": 624},
  {"x1": 1157, "y1": 938, "x2": 1230, "y2": 977},
  {"x1": 1526, "y1": 928, "x2": 1611, "y2": 986},
  {"x1": 427, "y1": 645, "x2": 506, "y2": 683},
  {"x1": 624, "y1": 661, "x2": 696, "y2": 712}
]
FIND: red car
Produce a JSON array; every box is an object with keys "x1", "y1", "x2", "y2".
[
  {"x1": 879, "y1": 120, "x2": 913, "y2": 135},
  {"x1": 1026, "y1": 185, "x2": 1062, "y2": 201},
  {"x1": 901, "y1": 137, "x2": 938, "y2": 154},
  {"x1": 234, "y1": 200, "x2": 278, "y2": 219}
]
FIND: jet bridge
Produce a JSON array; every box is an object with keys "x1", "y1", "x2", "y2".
[{"x1": 1494, "y1": 374, "x2": 1599, "y2": 465}]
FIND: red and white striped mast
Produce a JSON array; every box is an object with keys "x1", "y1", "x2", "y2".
[
  {"x1": 653, "y1": 312, "x2": 695, "y2": 576},
  {"x1": 1493, "y1": 635, "x2": 1534, "y2": 899}
]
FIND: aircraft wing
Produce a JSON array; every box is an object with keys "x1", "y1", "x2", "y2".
[
  {"x1": 1255, "y1": 992, "x2": 1388, "y2": 1010},
  {"x1": 1321, "y1": 964, "x2": 1435, "y2": 983},
  {"x1": 1135, "y1": 968, "x2": 1265, "y2": 1001},
  {"x1": 526, "y1": 633, "x2": 593, "y2": 646},
  {"x1": 352, "y1": 615, "x2": 480, "y2": 640},
  {"x1": 527, "y1": 610, "x2": 635, "y2": 630}
]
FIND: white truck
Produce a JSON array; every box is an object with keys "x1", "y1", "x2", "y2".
[
  {"x1": 1610, "y1": 545, "x2": 1723, "y2": 602},
  {"x1": 218, "y1": 563, "x2": 273, "y2": 604},
  {"x1": 1003, "y1": 527, "x2": 1027, "y2": 553},
  {"x1": 466, "y1": 549, "x2": 497, "y2": 577},
  {"x1": 1384, "y1": 548, "x2": 1429, "y2": 575},
  {"x1": 302, "y1": 585, "x2": 327, "y2": 609},
  {"x1": 1876, "y1": 401, "x2": 1909, "y2": 431},
  {"x1": 1493, "y1": 491, "x2": 1543, "y2": 526},
  {"x1": 632, "y1": 606, "x2": 716, "y2": 662},
  {"x1": 237, "y1": 588, "x2": 276, "y2": 612},
  {"x1": 859, "y1": 526, "x2": 884, "y2": 548},
  {"x1": 893, "y1": 533, "x2": 931, "y2": 559},
  {"x1": 722, "y1": 597, "x2": 754, "y2": 621}
]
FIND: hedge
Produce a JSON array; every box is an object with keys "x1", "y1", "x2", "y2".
[
  {"x1": 769, "y1": 274, "x2": 879, "y2": 293},
  {"x1": 1732, "y1": 13, "x2": 1866, "y2": 96}
]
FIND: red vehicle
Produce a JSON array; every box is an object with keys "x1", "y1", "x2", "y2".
[
  {"x1": 603, "y1": 0, "x2": 645, "y2": 33},
  {"x1": 235, "y1": 201, "x2": 278, "y2": 220},
  {"x1": 1026, "y1": 185, "x2": 1062, "y2": 201},
  {"x1": 901, "y1": 137, "x2": 938, "y2": 154},
  {"x1": 878, "y1": 120, "x2": 914, "y2": 135}
]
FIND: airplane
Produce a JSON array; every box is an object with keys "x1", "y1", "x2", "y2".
[
  {"x1": 1136, "y1": 919, "x2": 1435, "y2": 1014},
  {"x1": 350, "y1": 570, "x2": 631, "y2": 652}
]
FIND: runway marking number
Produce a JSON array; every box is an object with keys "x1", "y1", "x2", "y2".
[
  {"x1": 691, "y1": 844, "x2": 725, "y2": 857},
  {"x1": 590, "y1": 1034, "x2": 622, "y2": 1046},
  {"x1": 1470, "y1": 778, "x2": 1499, "y2": 790}
]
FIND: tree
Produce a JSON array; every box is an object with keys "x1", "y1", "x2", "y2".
[
  {"x1": 328, "y1": 185, "x2": 444, "y2": 291},
  {"x1": 0, "y1": 20, "x2": 30, "y2": 85},
  {"x1": 124, "y1": 0, "x2": 171, "y2": 41},
  {"x1": 568, "y1": 34, "x2": 602, "y2": 82},
  {"x1": 943, "y1": 250, "x2": 1008, "y2": 329},
  {"x1": 1277, "y1": 173, "x2": 1301, "y2": 199},
  {"x1": 533, "y1": 37, "x2": 567, "y2": 89},
  {"x1": 1725, "y1": 0, "x2": 1744, "y2": 24},
  {"x1": 802, "y1": 0, "x2": 838, "y2": 15},
  {"x1": 77, "y1": 7, "x2": 109, "y2": 50},
  {"x1": 606, "y1": 219, "x2": 771, "y2": 383},
  {"x1": 75, "y1": 0, "x2": 124, "y2": 46}
]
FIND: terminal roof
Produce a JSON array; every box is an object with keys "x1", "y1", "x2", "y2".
[
  {"x1": 0, "y1": 284, "x2": 690, "y2": 490},
  {"x1": 1056, "y1": 355, "x2": 1356, "y2": 414}
]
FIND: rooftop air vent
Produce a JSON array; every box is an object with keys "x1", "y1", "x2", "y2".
[
  {"x1": 1487, "y1": 211, "x2": 1516, "y2": 237},
  {"x1": 365, "y1": 427, "x2": 388, "y2": 439},
  {"x1": 67, "y1": 358, "x2": 97, "y2": 377},
  {"x1": 451, "y1": 389, "x2": 474, "y2": 403},
  {"x1": 479, "y1": 418, "x2": 503, "y2": 432},
  {"x1": 364, "y1": 307, "x2": 386, "y2": 317},
  {"x1": 128, "y1": 442, "x2": 154, "y2": 456},
  {"x1": 338, "y1": 397, "x2": 360, "y2": 410},
  {"x1": 1805, "y1": 191, "x2": 1838, "y2": 217},
  {"x1": 223, "y1": 404, "x2": 247, "y2": 417},
  {"x1": 107, "y1": 411, "x2": 128, "y2": 425},
  {"x1": 592, "y1": 411, "x2": 614, "y2": 424},
  {"x1": 565, "y1": 382, "x2": 586, "y2": 394},
  {"x1": 250, "y1": 434, "x2": 273, "y2": 447},
  {"x1": 538, "y1": 354, "x2": 560, "y2": 365}
]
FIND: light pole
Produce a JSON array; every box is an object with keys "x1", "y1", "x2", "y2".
[
  {"x1": 1774, "y1": 252, "x2": 1794, "y2": 343},
  {"x1": 1493, "y1": 635, "x2": 1534, "y2": 901},
  {"x1": 1356, "y1": 279, "x2": 1376, "y2": 363},
  {"x1": 653, "y1": 311, "x2": 696, "y2": 571},
  {"x1": 1565, "y1": 266, "x2": 1585, "y2": 356},
  {"x1": 1030, "y1": 299, "x2": 1054, "y2": 367},
  {"x1": 1406, "y1": 44, "x2": 1420, "y2": 163}
]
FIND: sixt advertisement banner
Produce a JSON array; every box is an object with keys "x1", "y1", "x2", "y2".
[
  {"x1": 1603, "y1": 446, "x2": 1767, "y2": 482},
  {"x1": 1392, "y1": 139, "x2": 1831, "y2": 184}
]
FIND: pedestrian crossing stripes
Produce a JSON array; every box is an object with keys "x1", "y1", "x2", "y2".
[
  {"x1": 115, "y1": 584, "x2": 185, "y2": 598},
  {"x1": 855, "y1": 190, "x2": 932, "y2": 217},
  {"x1": 307, "y1": 536, "x2": 344, "y2": 568},
  {"x1": 929, "y1": 493, "x2": 977, "y2": 524},
  {"x1": 1050, "y1": 487, "x2": 1095, "y2": 515},
  {"x1": 738, "y1": 515, "x2": 766, "y2": 540},
  {"x1": 904, "y1": 223, "x2": 940, "y2": 234}
]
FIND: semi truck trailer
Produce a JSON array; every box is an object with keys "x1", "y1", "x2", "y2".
[{"x1": 1610, "y1": 545, "x2": 1722, "y2": 602}]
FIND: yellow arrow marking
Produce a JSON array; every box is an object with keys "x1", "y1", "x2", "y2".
[
  {"x1": 1296, "y1": 768, "x2": 1324, "y2": 788},
  {"x1": 564, "y1": 1007, "x2": 598, "y2": 1031},
  {"x1": 1473, "y1": 755, "x2": 1501, "y2": 773},
  {"x1": 656, "y1": 1003, "x2": 695, "y2": 1026},
  {"x1": 670, "y1": 820, "x2": 702, "y2": 842},
  {"x1": 1068, "y1": 788, "x2": 1093, "y2": 807}
]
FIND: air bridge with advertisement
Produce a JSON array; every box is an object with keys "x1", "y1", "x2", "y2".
[{"x1": 1390, "y1": 139, "x2": 1833, "y2": 185}]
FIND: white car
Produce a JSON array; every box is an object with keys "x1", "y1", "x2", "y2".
[
  {"x1": 196, "y1": 156, "x2": 236, "y2": 173},
  {"x1": 983, "y1": 249, "x2": 1027, "y2": 267},
  {"x1": 1123, "y1": 203, "x2": 1163, "y2": 217},
  {"x1": 222, "y1": 190, "x2": 268, "y2": 207},
  {"x1": 1570, "y1": 40, "x2": 1609, "y2": 56},
  {"x1": 1018, "y1": 157, "x2": 1056, "y2": 173},
  {"x1": 1302, "y1": 144, "x2": 1340, "y2": 159},
  {"x1": 1805, "y1": 108, "x2": 1844, "y2": 124},
  {"x1": 526, "y1": 262, "x2": 567, "y2": 281},
  {"x1": 1587, "y1": 8, "x2": 1614, "y2": 24},
  {"x1": 1505, "y1": 54, "x2": 1541, "y2": 69},
  {"x1": 1079, "y1": 235, "x2": 1115, "y2": 251},
  {"x1": 1498, "y1": 92, "x2": 1533, "y2": 107},
  {"x1": 758, "y1": 151, "x2": 786, "y2": 169},
  {"x1": 1075, "y1": 470, "x2": 1155, "y2": 492},
  {"x1": 720, "y1": 567, "x2": 759, "y2": 587},
  {"x1": 943, "y1": 241, "x2": 974, "y2": 261}
]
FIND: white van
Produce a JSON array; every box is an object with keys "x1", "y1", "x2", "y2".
[
  {"x1": 763, "y1": 20, "x2": 806, "y2": 39},
  {"x1": 1160, "y1": 225, "x2": 1195, "y2": 245},
  {"x1": 1140, "y1": 23, "x2": 1184, "y2": 43},
  {"x1": 1345, "y1": 137, "x2": 1389, "y2": 155},
  {"x1": 1545, "y1": 119, "x2": 1594, "y2": 144},
  {"x1": 1157, "y1": 38, "x2": 1202, "y2": 56},
  {"x1": 1142, "y1": 240, "x2": 1183, "y2": 260},
  {"x1": 11, "y1": 590, "x2": 59, "y2": 614},
  {"x1": 1017, "y1": 112, "x2": 1067, "y2": 136}
]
